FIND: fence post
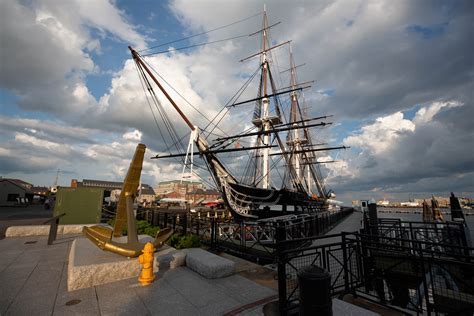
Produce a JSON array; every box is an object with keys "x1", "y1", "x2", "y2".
[
  {"x1": 341, "y1": 232, "x2": 350, "y2": 294},
  {"x1": 183, "y1": 214, "x2": 188, "y2": 235},
  {"x1": 418, "y1": 242, "x2": 432, "y2": 314},
  {"x1": 210, "y1": 217, "x2": 218, "y2": 250},
  {"x1": 275, "y1": 221, "x2": 288, "y2": 316}
]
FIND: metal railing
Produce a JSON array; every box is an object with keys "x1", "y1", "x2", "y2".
[
  {"x1": 275, "y1": 229, "x2": 474, "y2": 315},
  {"x1": 147, "y1": 208, "x2": 354, "y2": 263}
]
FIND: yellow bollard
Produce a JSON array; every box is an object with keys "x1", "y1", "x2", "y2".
[{"x1": 138, "y1": 242, "x2": 155, "y2": 285}]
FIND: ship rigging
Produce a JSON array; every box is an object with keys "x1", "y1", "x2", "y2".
[{"x1": 130, "y1": 9, "x2": 347, "y2": 219}]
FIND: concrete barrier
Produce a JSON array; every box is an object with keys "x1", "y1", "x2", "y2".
[
  {"x1": 184, "y1": 248, "x2": 235, "y2": 278},
  {"x1": 5, "y1": 224, "x2": 109, "y2": 237}
]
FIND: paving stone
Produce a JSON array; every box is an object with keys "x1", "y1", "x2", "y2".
[
  {"x1": 184, "y1": 248, "x2": 235, "y2": 278},
  {"x1": 134, "y1": 277, "x2": 180, "y2": 300},
  {"x1": 168, "y1": 268, "x2": 239, "y2": 309},
  {"x1": 0, "y1": 249, "x2": 23, "y2": 272},
  {"x1": 141, "y1": 286, "x2": 198, "y2": 316},
  {"x1": 53, "y1": 260, "x2": 100, "y2": 316},
  {"x1": 96, "y1": 278, "x2": 151, "y2": 316},
  {"x1": 6, "y1": 291, "x2": 56, "y2": 316},
  {"x1": 211, "y1": 274, "x2": 277, "y2": 304},
  {"x1": 0, "y1": 264, "x2": 37, "y2": 314},
  {"x1": 238, "y1": 306, "x2": 265, "y2": 316},
  {"x1": 332, "y1": 298, "x2": 379, "y2": 315},
  {"x1": 197, "y1": 296, "x2": 243, "y2": 315}
]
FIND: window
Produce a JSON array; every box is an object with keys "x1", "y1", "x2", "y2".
[
  {"x1": 7, "y1": 194, "x2": 20, "y2": 202},
  {"x1": 362, "y1": 202, "x2": 366, "y2": 207}
]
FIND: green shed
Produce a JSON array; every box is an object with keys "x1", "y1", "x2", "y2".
[{"x1": 53, "y1": 187, "x2": 104, "y2": 224}]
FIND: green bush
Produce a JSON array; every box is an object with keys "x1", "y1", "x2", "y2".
[
  {"x1": 136, "y1": 220, "x2": 159, "y2": 237},
  {"x1": 176, "y1": 234, "x2": 201, "y2": 249},
  {"x1": 167, "y1": 234, "x2": 200, "y2": 249},
  {"x1": 108, "y1": 219, "x2": 159, "y2": 237},
  {"x1": 167, "y1": 234, "x2": 181, "y2": 248}
]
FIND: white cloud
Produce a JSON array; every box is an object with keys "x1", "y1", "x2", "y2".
[
  {"x1": 0, "y1": 0, "x2": 147, "y2": 116},
  {"x1": 335, "y1": 100, "x2": 474, "y2": 200},
  {"x1": 344, "y1": 112, "x2": 415, "y2": 154},
  {"x1": 413, "y1": 101, "x2": 462, "y2": 125},
  {"x1": 123, "y1": 130, "x2": 143, "y2": 141}
]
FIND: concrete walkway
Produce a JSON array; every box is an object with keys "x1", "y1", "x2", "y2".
[
  {"x1": 313, "y1": 211, "x2": 363, "y2": 245},
  {"x1": 0, "y1": 235, "x2": 276, "y2": 316}
]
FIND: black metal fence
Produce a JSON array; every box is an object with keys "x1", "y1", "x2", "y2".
[
  {"x1": 275, "y1": 225, "x2": 474, "y2": 315},
  {"x1": 142, "y1": 208, "x2": 354, "y2": 263},
  {"x1": 275, "y1": 231, "x2": 363, "y2": 314}
]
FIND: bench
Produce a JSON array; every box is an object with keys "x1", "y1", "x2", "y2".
[{"x1": 184, "y1": 248, "x2": 235, "y2": 278}]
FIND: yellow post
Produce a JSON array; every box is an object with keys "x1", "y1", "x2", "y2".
[{"x1": 138, "y1": 242, "x2": 155, "y2": 285}]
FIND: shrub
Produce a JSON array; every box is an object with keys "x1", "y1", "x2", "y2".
[
  {"x1": 176, "y1": 234, "x2": 201, "y2": 249},
  {"x1": 168, "y1": 234, "x2": 181, "y2": 248},
  {"x1": 167, "y1": 234, "x2": 201, "y2": 249},
  {"x1": 136, "y1": 220, "x2": 159, "y2": 237},
  {"x1": 106, "y1": 219, "x2": 160, "y2": 237}
]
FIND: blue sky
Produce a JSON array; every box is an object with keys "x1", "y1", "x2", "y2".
[{"x1": 1, "y1": 0, "x2": 472, "y2": 203}]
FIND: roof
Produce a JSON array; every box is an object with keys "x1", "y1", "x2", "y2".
[
  {"x1": 0, "y1": 179, "x2": 33, "y2": 193},
  {"x1": 1, "y1": 178, "x2": 32, "y2": 189},
  {"x1": 82, "y1": 179, "x2": 123, "y2": 189},
  {"x1": 188, "y1": 188, "x2": 206, "y2": 195},
  {"x1": 80, "y1": 179, "x2": 153, "y2": 192},
  {"x1": 140, "y1": 184, "x2": 155, "y2": 195},
  {"x1": 188, "y1": 188, "x2": 220, "y2": 195},
  {"x1": 158, "y1": 179, "x2": 201, "y2": 185}
]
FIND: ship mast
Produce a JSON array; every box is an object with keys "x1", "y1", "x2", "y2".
[
  {"x1": 260, "y1": 8, "x2": 271, "y2": 189},
  {"x1": 288, "y1": 45, "x2": 303, "y2": 186}
]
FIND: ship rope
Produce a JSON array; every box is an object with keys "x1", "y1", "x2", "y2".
[{"x1": 138, "y1": 11, "x2": 263, "y2": 53}]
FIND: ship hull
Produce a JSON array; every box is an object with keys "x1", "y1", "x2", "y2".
[{"x1": 222, "y1": 182, "x2": 327, "y2": 220}]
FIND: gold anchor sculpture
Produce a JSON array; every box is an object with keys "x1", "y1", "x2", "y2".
[{"x1": 83, "y1": 143, "x2": 173, "y2": 257}]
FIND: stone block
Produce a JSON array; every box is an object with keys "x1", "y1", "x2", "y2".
[
  {"x1": 170, "y1": 251, "x2": 186, "y2": 269},
  {"x1": 184, "y1": 248, "x2": 235, "y2": 279},
  {"x1": 6, "y1": 225, "x2": 54, "y2": 237},
  {"x1": 5, "y1": 224, "x2": 110, "y2": 237},
  {"x1": 67, "y1": 236, "x2": 174, "y2": 291}
]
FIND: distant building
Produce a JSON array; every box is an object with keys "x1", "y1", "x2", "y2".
[
  {"x1": 155, "y1": 180, "x2": 204, "y2": 199},
  {"x1": 31, "y1": 186, "x2": 49, "y2": 196},
  {"x1": 400, "y1": 201, "x2": 420, "y2": 207},
  {"x1": 161, "y1": 191, "x2": 182, "y2": 199},
  {"x1": 71, "y1": 179, "x2": 155, "y2": 205},
  {"x1": 139, "y1": 184, "x2": 156, "y2": 204},
  {"x1": 0, "y1": 179, "x2": 34, "y2": 206},
  {"x1": 0, "y1": 177, "x2": 33, "y2": 190},
  {"x1": 186, "y1": 188, "x2": 221, "y2": 204},
  {"x1": 71, "y1": 179, "x2": 122, "y2": 190}
]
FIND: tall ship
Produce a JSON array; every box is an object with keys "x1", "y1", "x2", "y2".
[{"x1": 129, "y1": 9, "x2": 346, "y2": 220}]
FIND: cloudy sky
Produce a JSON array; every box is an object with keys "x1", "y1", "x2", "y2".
[{"x1": 1, "y1": 0, "x2": 473, "y2": 203}]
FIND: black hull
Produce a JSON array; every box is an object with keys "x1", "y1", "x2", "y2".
[{"x1": 222, "y1": 182, "x2": 327, "y2": 220}]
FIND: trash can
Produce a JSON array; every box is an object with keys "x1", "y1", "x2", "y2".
[{"x1": 298, "y1": 265, "x2": 332, "y2": 316}]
